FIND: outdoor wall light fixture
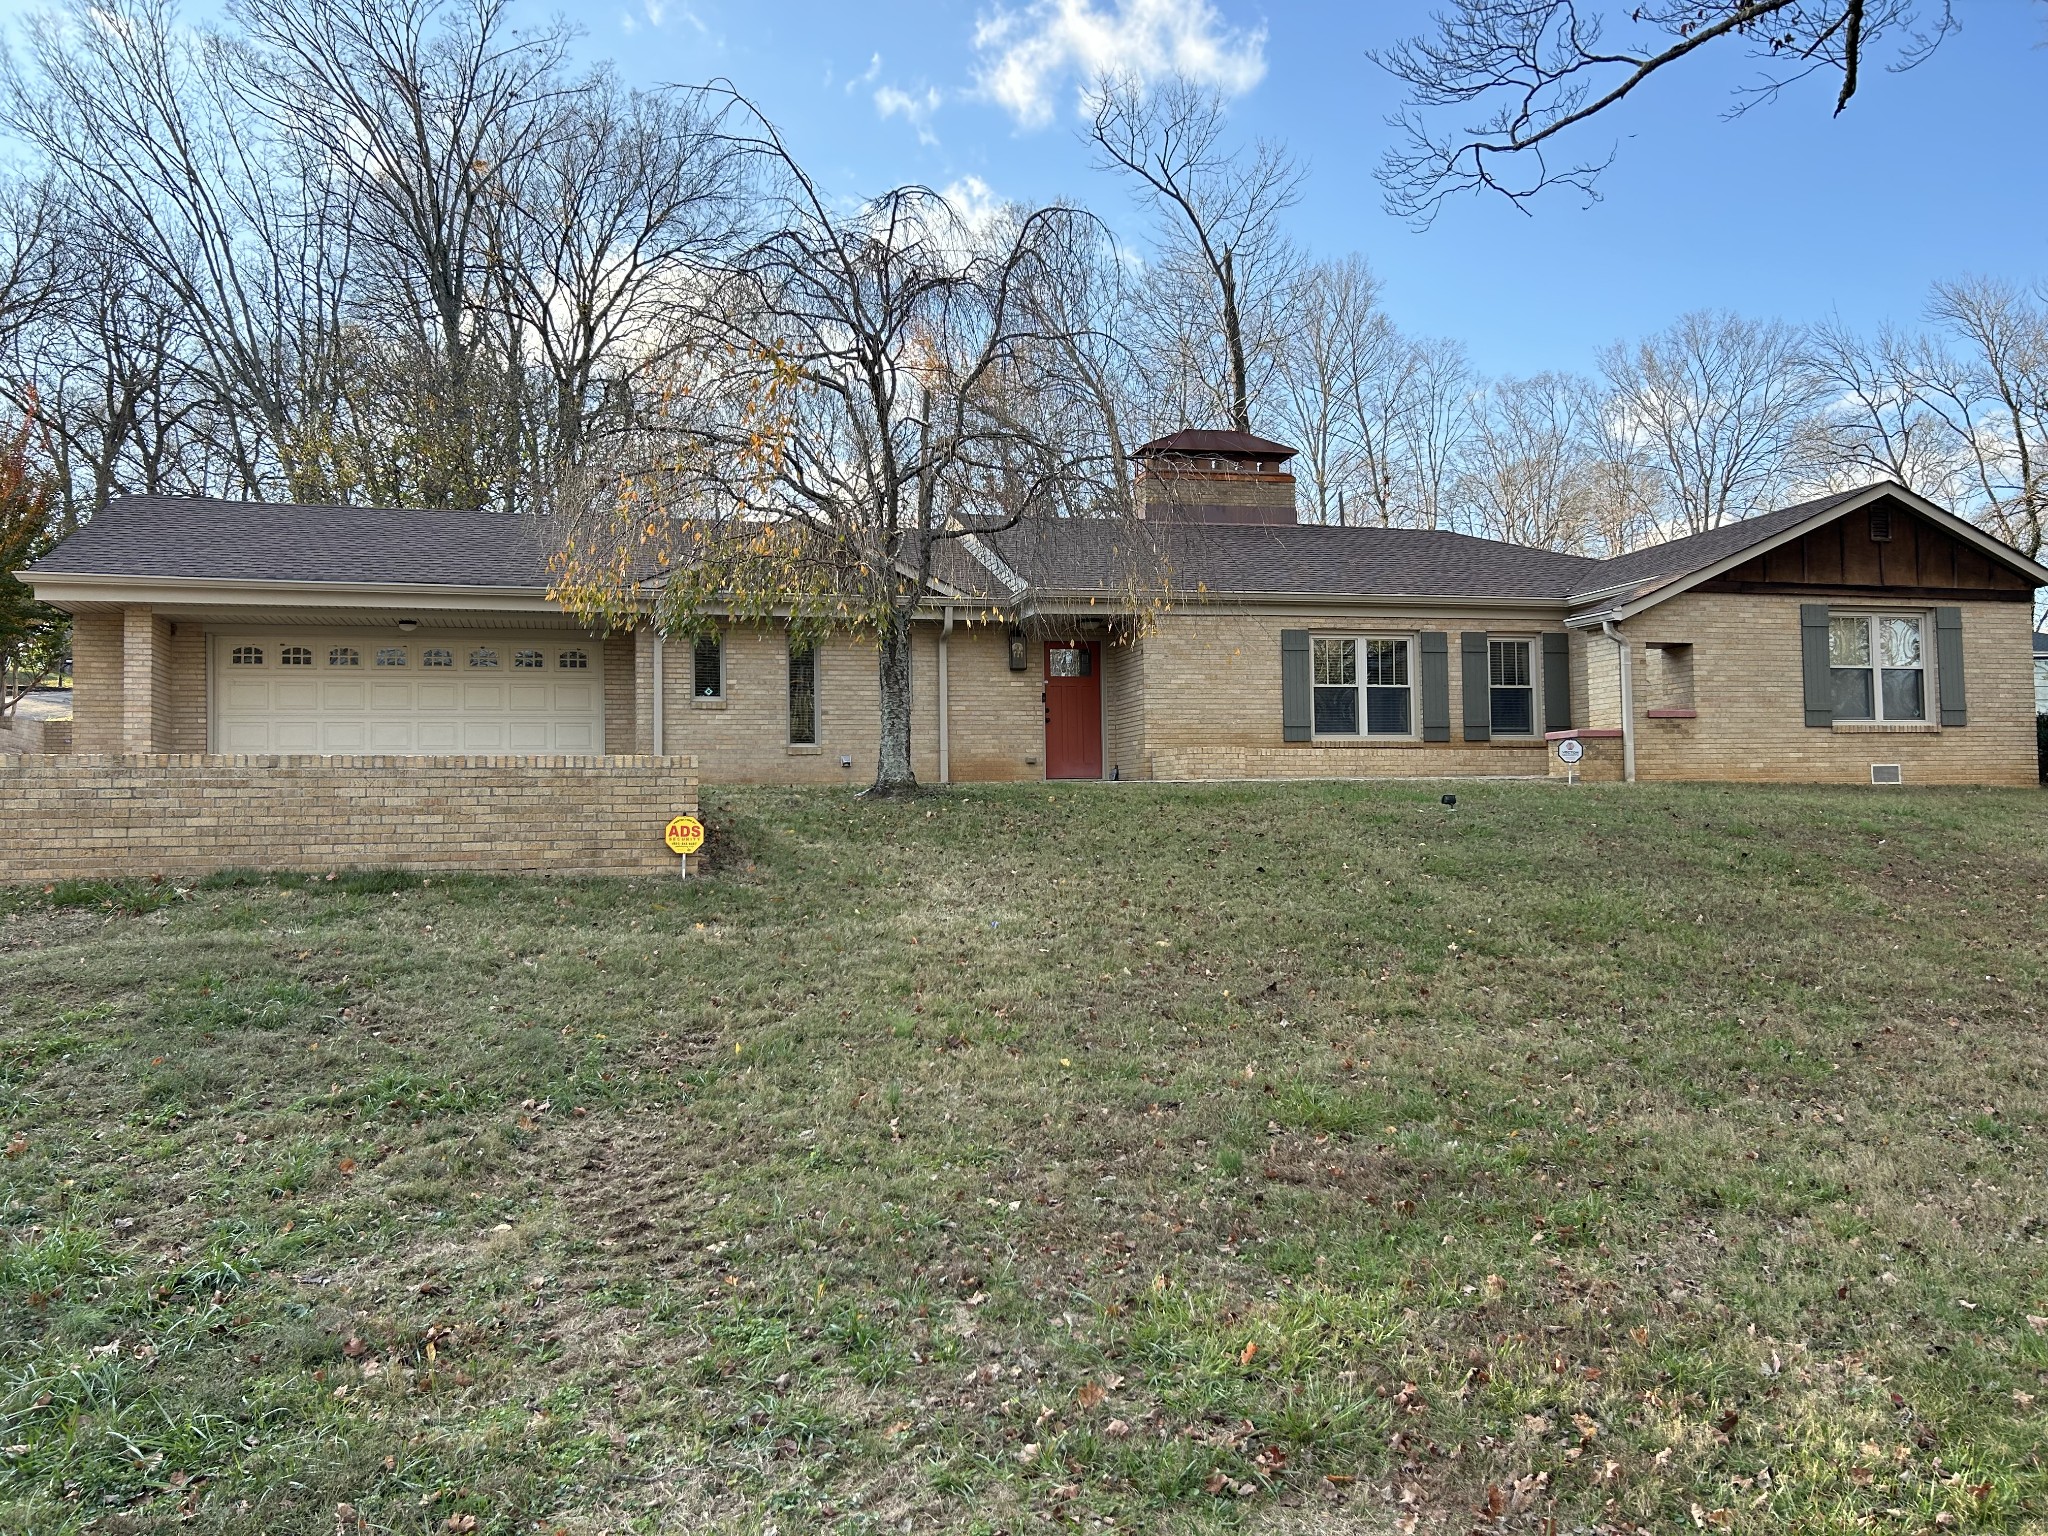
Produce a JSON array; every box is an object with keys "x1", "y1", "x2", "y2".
[
  {"x1": 397, "y1": 618, "x2": 419, "y2": 633},
  {"x1": 1007, "y1": 629, "x2": 1028, "y2": 672}
]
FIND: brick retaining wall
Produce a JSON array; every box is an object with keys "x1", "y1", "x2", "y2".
[{"x1": 0, "y1": 755, "x2": 699, "y2": 882}]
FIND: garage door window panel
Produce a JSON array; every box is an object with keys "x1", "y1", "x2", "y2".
[{"x1": 217, "y1": 631, "x2": 605, "y2": 756}]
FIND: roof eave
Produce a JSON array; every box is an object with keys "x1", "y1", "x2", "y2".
[
  {"x1": 1566, "y1": 483, "x2": 2048, "y2": 624},
  {"x1": 28, "y1": 571, "x2": 560, "y2": 613}
]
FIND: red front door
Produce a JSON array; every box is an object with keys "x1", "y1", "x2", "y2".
[{"x1": 1044, "y1": 641, "x2": 1102, "y2": 780}]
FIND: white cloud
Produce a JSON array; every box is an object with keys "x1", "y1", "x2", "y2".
[
  {"x1": 942, "y1": 176, "x2": 1003, "y2": 236},
  {"x1": 620, "y1": 0, "x2": 666, "y2": 33},
  {"x1": 971, "y1": 0, "x2": 1266, "y2": 129},
  {"x1": 844, "y1": 52, "x2": 884, "y2": 94},
  {"x1": 875, "y1": 83, "x2": 945, "y2": 146}
]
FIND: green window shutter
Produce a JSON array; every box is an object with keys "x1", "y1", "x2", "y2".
[
  {"x1": 1281, "y1": 629, "x2": 1311, "y2": 742},
  {"x1": 1934, "y1": 606, "x2": 1967, "y2": 726},
  {"x1": 1541, "y1": 632, "x2": 1571, "y2": 732},
  {"x1": 1799, "y1": 604, "x2": 1833, "y2": 728},
  {"x1": 1418, "y1": 632, "x2": 1450, "y2": 742},
  {"x1": 1460, "y1": 632, "x2": 1491, "y2": 742}
]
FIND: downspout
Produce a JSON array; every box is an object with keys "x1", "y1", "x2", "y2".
[
  {"x1": 938, "y1": 604, "x2": 954, "y2": 784},
  {"x1": 651, "y1": 629, "x2": 665, "y2": 757},
  {"x1": 1601, "y1": 618, "x2": 1635, "y2": 783}
]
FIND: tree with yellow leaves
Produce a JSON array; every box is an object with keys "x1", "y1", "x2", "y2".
[{"x1": 551, "y1": 95, "x2": 1139, "y2": 794}]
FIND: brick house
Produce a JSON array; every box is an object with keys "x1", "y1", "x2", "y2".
[{"x1": 20, "y1": 431, "x2": 2048, "y2": 792}]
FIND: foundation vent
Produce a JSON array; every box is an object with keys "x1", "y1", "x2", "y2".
[{"x1": 1870, "y1": 763, "x2": 1903, "y2": 785}]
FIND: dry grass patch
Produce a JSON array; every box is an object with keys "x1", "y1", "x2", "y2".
[{"x1": 2, "y1": 781, "x2": 2045, "y2": 1534}]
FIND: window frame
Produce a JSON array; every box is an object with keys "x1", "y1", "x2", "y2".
[
  {"x1": 1827, "y1": 610, "x2": 1931, "y2": 724},
  {"x1": 692, "y1": 632, "x2": 724, "y2": 699},
  {"x1": 787, "y1": 637, "x2": 819, "y2": 746},
  {"x1": 327, "y1": 645, "x2": 361, "y2": 669},
  {"x1": 1487, "y1": 636, "x2": 1538, "y2": 738},
  {"x1": 1308, "y1": 632, "x2": 1418, "y2": 741}
]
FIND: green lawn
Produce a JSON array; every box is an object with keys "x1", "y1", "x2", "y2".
[{"x1": 3, "y1": 781, "x2": 2046, "y2": 1535}]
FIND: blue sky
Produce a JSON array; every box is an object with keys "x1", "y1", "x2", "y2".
[
  {"x1": 3, "y1": 0, "x2": 2041, "y2": 379},
  {"x1": 549, "y1": 0, "x2": 2047, "y2": 379}
]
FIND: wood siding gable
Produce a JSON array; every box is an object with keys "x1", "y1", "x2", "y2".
[{"x1": 1695, "y1": 502, "x2": 2036, "y2": 602}]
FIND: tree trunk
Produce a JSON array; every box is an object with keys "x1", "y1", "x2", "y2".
[
  {"x1": 1219, "y1": 247, "x2": 1252, "y2": 436},
  {"x1": 874, "y1": 605, "x2": 917, "y2": 794}
]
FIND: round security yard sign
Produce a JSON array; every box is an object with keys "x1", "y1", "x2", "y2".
[
  {"x1": 1556, "y1": 738, "x2": 1585, "y2": 765},
  {"x1": 664, "y1": 815, "x2": 706, "y2": 856}
]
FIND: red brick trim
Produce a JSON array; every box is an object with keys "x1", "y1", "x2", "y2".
[{"x1": 1544, "y1": 728, "x2": 1624, "y2": 741}]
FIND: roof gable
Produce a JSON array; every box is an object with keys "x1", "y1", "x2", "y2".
[{"x1": 1567, "y1": 484, "x2": 2048, "y2": 622}]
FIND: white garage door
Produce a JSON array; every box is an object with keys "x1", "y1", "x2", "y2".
[{"x1": 213, "y1": 630, "x2": 605, "y2": 754}]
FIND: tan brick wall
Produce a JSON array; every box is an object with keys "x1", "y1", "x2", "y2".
[
  {"x1": 1129, "y1": 606, "x2": 1567, "y2": 781},
  {"x1": 166, "y1": 623, "x2": 206, "y2": 751},
  {"x1": 651, "y1": 620, "x2": 1041, "y2": 787},
  {"x1": 0, "y1": 715, "x2": 43, "y2": 753},
  {"x1": 0, "y1": 755, "x2": 698, "y2": 881},
  {"x1": 121, "y1": 606, "x2": 171, "y2": 750},
  {"x1": 1621, "y1": 593, "x2": 2037, "y2": 786},
  {"x1": 1138, "y1": 469, "x2": 1296, "y2": 518},
  {"x1": 1104, "y1": 635, "x2": 1147, "y2": 780},
  {"x1": 941, "y1": 624, "x2": 1044, "y2": 783},
  {"x1": 1545, "y1": 733, "x2": 1625, "y2": 782},
  {"x1": 603, "y1": 631, "x2": 636, "y2": 753},
  {"x1": 71, "y1": 610, "x2": 122, "y2": 753}
]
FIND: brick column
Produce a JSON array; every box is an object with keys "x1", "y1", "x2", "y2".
[
  {"x1": 122, "y1": 605, "x2": 160, "y2": 751},
  {"x1": 633, "y1": 626, "x2": 658, "y2": 755}
]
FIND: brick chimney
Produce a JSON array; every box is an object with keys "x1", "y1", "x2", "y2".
[{"x1": 1132, "y1": 429, "x2": 1298, "y2": 525}]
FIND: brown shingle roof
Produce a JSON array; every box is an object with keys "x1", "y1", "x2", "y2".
[
  {"x1": 975, "y1": 516, "x2": 1600, "y2": 600},
  {"x1": 1562, "y1": 488, "x2": 1868, "y2": 615},
  {"x1": 30, "y1": 494, "x2": 556, "y2": 589},
  {"x1": 1132, "y1": 429, "x2": 1298, "y2": 462}
]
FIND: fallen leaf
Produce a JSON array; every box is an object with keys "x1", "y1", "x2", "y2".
[
  {"x1": 1075, "y1": 1381, "x2": 1106, "y2": 1409},
  {"x1": 1239, "y1": 1341, "x2": 1258, "y2": 1366}
]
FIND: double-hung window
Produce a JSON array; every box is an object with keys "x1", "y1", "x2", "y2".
[
  {"x1": 1829, "y1": 612, "x2": 1927, "y2": 721},
  {"x1": 788, "y1": 639, "x2": 818, "y2": 745},
  {"x1": 1312, "y1": 636, "x2": 1413, "y2": 737},
  {"x1": 1488, "y1": 639, "x2": 1535, "y2": 735}
]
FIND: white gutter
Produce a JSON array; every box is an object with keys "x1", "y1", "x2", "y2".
[
  {"x1": 938, "y1": 604, "x2": 954, "y2": 784},
  {"x1": 652, "y1": 630, "x2": 665, "y2": 756},
  {"x1": 1602, "y1": 618, "x2": 1636, "y2": 783}
]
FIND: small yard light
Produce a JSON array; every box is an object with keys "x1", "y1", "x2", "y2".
[{"x1": 1007, "y1": 628, "x2": 1028, "y2": 671}]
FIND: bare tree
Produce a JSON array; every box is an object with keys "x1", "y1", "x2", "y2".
[
  {"x1": 552, "y1": 102, "x2": 1126, "y2": 794},
  {"x1": 1599, "y1": 311, "x2": 1826, "y2": 533},
  {"x1": 1803, "y1": 315, "x2": 1968, "y2": 501},
  {"x1": 225, "y1": 0, "x2": 573, "y2": 509},
  {"x1": 491, "y1": 77, "x2": 743, "y2": 500},
  {"x1": 1088, "y1": 72, "x2": 1302, "y2": 435},
  {"x1": 0, "y1": 0, "x2": 358, "y2": 502},
  {"x1": 1380, "y1": 334, "x2": 1474, "y2": 530},
  {"x1": 1910, "y1": 278, "x2": 2048, "y2": 559},
  {"x1": 1276, "y1": 257, "x2": 1395, "y2": 523},
  {"x1": 1457, "y1": 371, "x2": 1600, "y2": 551},
  {"x1": 1373, "y1": 0, "x2": 1958, "y2": 221}
]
